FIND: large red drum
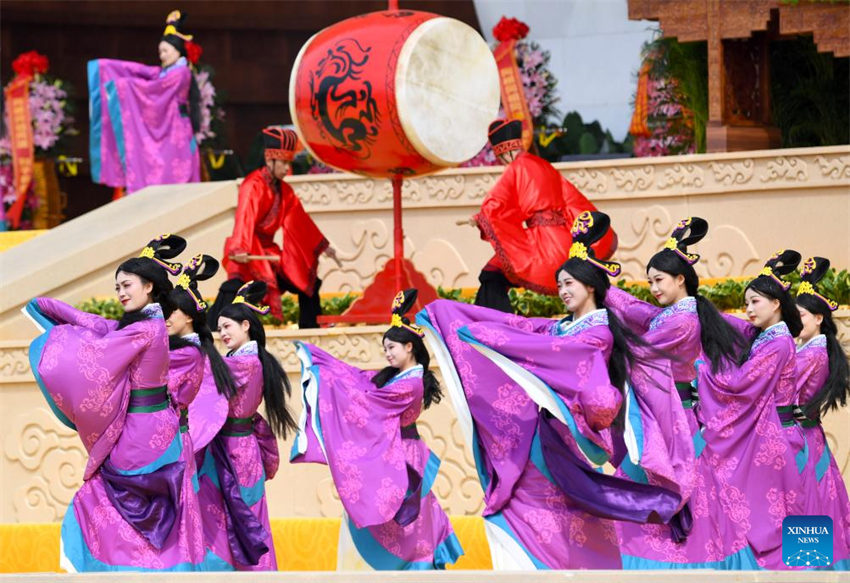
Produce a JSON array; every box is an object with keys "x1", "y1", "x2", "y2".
[{"x1": 289, "y1": 10, "x2": 499, "y2": 178}]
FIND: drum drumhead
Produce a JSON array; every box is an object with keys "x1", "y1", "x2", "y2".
[{"x1": 396, "y1": 17, "x2": 500, "y2": 166}]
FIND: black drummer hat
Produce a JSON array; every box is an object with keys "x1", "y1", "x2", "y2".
[
  {"x1": 162, "y1": 10, "x2": 193, "y2": 56},
  {"x1": 263, "y1": 126, "x2": 298, "y2": 161},
  {"x1": 488, "y1": 119, "x2": 523, "y2": 156}
]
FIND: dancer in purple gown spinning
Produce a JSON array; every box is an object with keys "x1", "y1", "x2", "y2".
[
  {"x1": 605, "y1": 217, "x2": 757, "y2": 569},
  {"x1": 290, "y1": 289, "x2": 463, "y2": 570},
  {"x1": 418, "y1": 211, "x2": 694, "y2": 569},
  {"x1": 27, "y1": 234, "x2": 208, "y2": 571},
  {"x1": 195, "y1": 281, "x2": 295, "y2": 570},
  {"x1": 794, "y1": 257, "x2": 850, "y2": 570}
]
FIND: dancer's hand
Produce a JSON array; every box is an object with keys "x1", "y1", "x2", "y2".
[{"x1": 324, "y1": 246, "x2": 342, "y2": 268}]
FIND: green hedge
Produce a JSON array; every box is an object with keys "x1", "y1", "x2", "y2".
[{"x1": 75, "y1": 270, "x2": 849, "y2": 324}]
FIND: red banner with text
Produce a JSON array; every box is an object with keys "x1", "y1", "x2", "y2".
[
  {"x1": 4, "y1": 75, "x2": 35, "y2": 229},
  {"x1": 493, "y1": 39, "x2": 533, "y2": 152}
]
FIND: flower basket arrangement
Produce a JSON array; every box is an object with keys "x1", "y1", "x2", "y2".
[
  {"x1": 184, "y1": 41, "x2": 225, "y2": 148},
  {"x1": 0, "y1": 51, "x2": 77, "y2": 229},
  {"x1": 629, "y1": 34, "x2": 706, "y2": 156}
]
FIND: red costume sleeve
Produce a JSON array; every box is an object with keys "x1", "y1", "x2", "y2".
[
  {"x1": 561, "y1": 176, "x2": 618, "y2": 259},
  {"x1": 474, "y1": 162, "x2": 525, "y2": 238},
  {"x1": 222, "y1": 170, "x2": 285, "y2": 318},
  {"x1": 223, "y1": 172, "x2": 264, "y2": 277},
  {"x1": 279, "y1": 183, "x2": 329, "y2": 295},
  {"x1": 474, "y1": 163, "x2": 535, "y2": 284}
]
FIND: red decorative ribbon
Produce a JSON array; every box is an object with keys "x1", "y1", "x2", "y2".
[
  {"x1": 4, "y1": 74, "x2": 35, "y2": 229},
  {"x1": 493, "y1": 39, "x2": 533, "y2": 152}
]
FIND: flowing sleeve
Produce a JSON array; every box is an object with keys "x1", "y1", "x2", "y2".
[
  {"x1": 474, "y1": 164, "x2": 526, "y2": 247},
  {"x1": 458, "y1": 319, "x2": 620, "y2": 466},
  {"x1": 223, "y1": 174, "x2": 264, "y2": 269},
  {"x1": 620, "y1": 346, "x2": 695, "y2": 500},
  {"x1": 280, "y1": 185, "x2": 329, "y2": 294},
  {"x1": 416, "y1": 300, "x2": 542, "y2": 515},
  {"x1": 252, "y1": 413, "x2": 280, "y2": 480},
  {"x1": 290, "y1": 342, "x2": 419, "y2": 528},
  {"x1": 28, "y1": 312, "x2": 163, "y2": 479},
  {"x1": 604, "y1": 286, "x2": 660, "y2": 333},
  {"x1": 100, "y1": 62, "x2": 197, "y2": 192},
  {"x1": 721, "y1": 312, "x2": 759, "y2": 341},
  {"x1": 88, "y1": 59, "x2": 160, "y2": 187},
  {"x1": 461, "y1": 317, "x2": 694, "y2": 519},
  {"x1": 167, "y1": 346, "x2": 205, "y2": 408},
  {"x1": 794, "y1": 345, "x2": 829, "y2": 407},
  {"x1": 31, "y1": 297, "x2": 114, "y2": 333},
  {"x1": 187, "y1": 361, "x2": 230, "y2": 454}
]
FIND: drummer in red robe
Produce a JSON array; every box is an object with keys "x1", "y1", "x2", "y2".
[
  {"x1": 215, "y1": 126, "x2": 337, "y2": 328},
  {"x1": 470, "y1": 119, "x2": 618, "y2": 311}
]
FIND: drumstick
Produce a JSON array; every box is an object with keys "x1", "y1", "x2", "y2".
[
  {"x1": 455, "y1": 219, "x2": 473, "y2": 226},
  {"x1": 230, "y1": 254, "x2": 279, "y2": 261},
  {"x1": 331, "y1": 256, "x2": 343, "y2": 269}
]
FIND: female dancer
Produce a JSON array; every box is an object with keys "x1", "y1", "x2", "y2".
[
  {"x1": 795, "y1": 256, "x2": 850, "y2": 570},
  {"x1": 88, "y1": 10, "x2": 200, "y2": 194},
  {"x1": 163, "y1": 253, "x2": 235, "y2": 465},
  {"x1": 418, "y1": 211, "x2": 693, "y2": 569},
  {"x1": 163, "y1": 254, "x2": 234, "y2": 570},
  {"x1": 27, "y1": 234, "x2": 206, "y2": 571},
  {"x1": 196, "y1": 281, "x2": 295, "y2": 570},
  {"x1": 604, "y1": 218, "x2": 754, "y2": 568},
  {"x1": 695, "y1": 250, "x2": 804, "y2": 569},
  {"x1": 290, "y1": 289, "x2": 463, "y2": 570}
]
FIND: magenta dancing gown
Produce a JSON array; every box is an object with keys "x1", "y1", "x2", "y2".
[
  {"x1": 88, "y1": 57, "x2": 200, "y2": 194},
  {"x1": 795, "y1": 336, "x2": 850, "y2": 570},
  {"x1": 606, "y1": 290, "x2": 759, "y2": 568},
  {"x1": 171, "y1": 334, "x2": 229, "y2": 457},
  {"x1": 696, "y1": 321, "x2": 807, "y2": 569},
  {"x1": 26, "y1": 298, "x2": 204, "y2": 571},
  {"x1": 195, "y1": 340, "x2": 279, "y2": 571},
  {"x1": 289, "y1": 342, "x2": 463, "y2": 570},
  {"x1": 417, "y1": 300, "x2": 693, "y2": 570}
]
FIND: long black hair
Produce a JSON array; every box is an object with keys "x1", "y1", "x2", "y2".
[
  {"x1": 558, "y1": 211, "x2": 670, "y2": 426},
  {"x1": 745, "y1": 250, "x2": 803, "y2": 339},
  {"x1": 796, "y1": 257, "x2": 849, "y2": 417},
  {"x1": 164, "y1": 254, "x2": 237, "y2": 398},
  {"x1": 115, "y1": 234, "x2": 185, "y2": 330},
  {"x1": 218, "y1": 281, "x2": 296, "y2": 438},
  {"x1": 646, "y1": 217, "x2": 749, "y2": 372},
  {"x1": 372, "y1": 289, "x2": 442, "y2": 409}
]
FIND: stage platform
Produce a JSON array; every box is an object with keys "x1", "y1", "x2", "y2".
[{"x1": 0, "y1": 571, "x2": 846, "y2": 582}]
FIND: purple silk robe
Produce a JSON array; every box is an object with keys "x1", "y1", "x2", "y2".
[
  {"x1": 418, "y1": 300, "x2": 693, "y2": 569},
  {"x1": 289, "y1": 342, "x2": 463, "y2": 570},
  {"x1": 196, "y1": 341, "x2": 279, "y2": 571},
  {"x1": 27, "y1": 298, "x2": 204, "y2": 571},
  {"x1": 187, "y1": 361, "x2": 230, "y2": 456},
  {"x1": 696, "y1": 321, "x2": 805, "y2": 569},
  {"x1": 173, "y1": 334, "x2": 229, "y2": 456},
  {"x1": 605, "y1": 290, "x2": 749, "y2": 567},
  {"x1": 795, "y1": 337, "x2": 850, "y2": 570},
  {"x1": 88, "y1": 58, "x2": 200, "y2": 193}
]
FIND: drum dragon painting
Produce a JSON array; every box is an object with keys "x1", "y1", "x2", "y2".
[{"x1": 309, "y1": 38, "x2": 380, "y2": 159}]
